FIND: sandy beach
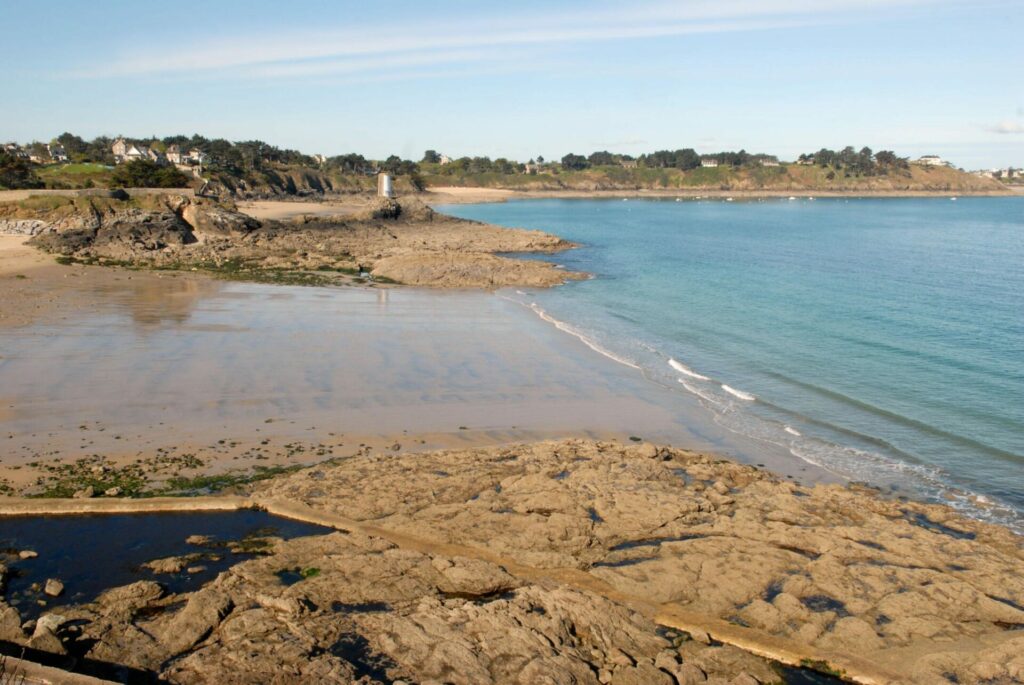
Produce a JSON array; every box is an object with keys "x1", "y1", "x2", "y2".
[{"x1": 0, "y1": 247, "x2": 831, "y2": 496}]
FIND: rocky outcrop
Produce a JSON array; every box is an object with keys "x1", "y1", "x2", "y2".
[
  {"x1": 249, "y1": 439, "x2": 1024, "y2": 683},
  {"x1": 9, "y1": 193, "x2": 580, "y2": 288},
  {"x1": 0, "y1": 219, "x2": 48, "y2": 235},
  {"x1": 10, "y1": 530, "x2": 777, "y2": 684},
  {"x1": 371, "y1": 252, "x2": 583, "y2": 288},
  {"x1": 7, "y1": 440, "x2": 1023, "y2": 683},
  {"x1": 180, "y1": 202, "x2": 260, "y2": 239}
]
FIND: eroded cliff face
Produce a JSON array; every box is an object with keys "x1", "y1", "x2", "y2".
[{"x1": 5, "y1": 194, "x2": 581, "y2": 289}]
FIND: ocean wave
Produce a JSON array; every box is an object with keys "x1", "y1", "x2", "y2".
[
  {"x1": 678, "y1": 379, "x2": 726, "y2": 407},
  {"x1": 721, "y1": 384, "x2": 756, "y2": 401},
  {"x1": 784, "y1": 425, "x2": 802, "y2": 436},
  {"x1": 668, "y1": 358, "x2": 710, "y2": 380},
  {"x1": 528, "y1": 303, "x2": 640, "y2": 370}
]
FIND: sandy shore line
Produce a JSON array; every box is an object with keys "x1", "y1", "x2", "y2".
[
  {"x1": 0, "y1": 246, "x2": 835, "y2": 497},
  {"x1": 423, "y1": 185, "x2": 1018, "y2": 204}
]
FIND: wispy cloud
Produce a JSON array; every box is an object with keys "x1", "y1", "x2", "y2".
[
  {"x1": 987, "y1": 120, "x2": 1024, "y2": 134},
  {"x1": 73, "y1": 0, "x2": 961, "y2": 80}
]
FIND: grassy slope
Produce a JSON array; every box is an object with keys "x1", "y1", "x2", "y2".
[
  {"x1": 421, "y1": 164, "x2": 1008, "y2": 193},
  {"x1": 34, "y1": 162, "x2": 115, "y2": 188}
]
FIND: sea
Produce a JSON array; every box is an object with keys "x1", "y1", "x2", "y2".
[{"x1": 439, "y1": 196, "x2": 1024, "y2": 529}]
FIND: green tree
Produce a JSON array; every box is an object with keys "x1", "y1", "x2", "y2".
[
  {"x1": 0, "y1": 151, "x2": 44, "y2": 189},
  {"x1": 422, "y1": 150, "x2": 441, "y2": 163},
  {"x1": 561, "y1": 153, "x2": 589, "y2": 171},
  {"x1": 56, "y1": 132, "x2": 88, "y2": 161},
  {"x1": 111, "y1": 160, "x2": 190, "y2": 188}
]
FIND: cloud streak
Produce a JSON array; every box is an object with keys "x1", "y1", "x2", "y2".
[
  {"x1": 987, "y1": 121, "x2": 1024, "y2": 134},
  {"x1": 75, "y1": 0, "x2": 962, "y2": 80}
]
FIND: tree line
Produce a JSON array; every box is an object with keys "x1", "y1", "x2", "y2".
[{"x1": 797, "y1": 147, "x2": 908, "y2": 176}]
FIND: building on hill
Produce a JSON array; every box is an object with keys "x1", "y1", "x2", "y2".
[
  {"x1": 914, "y1": 155, "x2": 948, "y2": 167},
  {"x1": 112, "y1": 138, "x2": 168, "y2": 165},
  {"x1": 111, "y1": 138, "x2": 151, "y2": 164},
  {"x1": 439, "y1": 154, "x2": 452, "y2": 165},
  {"x1": 46, "y1": 144, "x2": 68, "y2": 163},
  {"x1": 186, "y1": 148, "x2": 207, "y2": 165},
  {"x1": 700, "y1": 157, "x2": 719, "y2": 168},
  {"x1": 165, "y1": 144, "x2": 184, "y2": 164},
  {"x1": 619, "y1": 159, "x2": 638, "y2": 169},
  {"x1": 3, "y1": 143, "x2": 28, "y2": 159},
  {"x1": 111, "y1": 137, "x2": 129, "y2": 161},
  {"x1": 125, "y1": 145, "x2": 148, "y2": 162}
]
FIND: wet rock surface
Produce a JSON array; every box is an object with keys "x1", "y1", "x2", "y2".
[{"x1": 4, "y1": 439, "x2": 1022, "y2": 683}]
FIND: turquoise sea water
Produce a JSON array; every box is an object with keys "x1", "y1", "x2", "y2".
[{"x1": 440, "y1": 197, "x2": 1024, "y2": 528}]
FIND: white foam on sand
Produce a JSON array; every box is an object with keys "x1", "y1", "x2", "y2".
[{"x1": 529, "y1": 303, "x2": 640, "y2": 370}]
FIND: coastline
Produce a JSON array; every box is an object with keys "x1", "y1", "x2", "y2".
[
  {"x1": 3, "y1": 196, "x2": 1023, "y2": 684},
  {"x1": 0, "y1": 249, "x2": 838, "y2": 495},
  {"x1": 424, "y1": 185, "x2": 1021, "y2": 205}
]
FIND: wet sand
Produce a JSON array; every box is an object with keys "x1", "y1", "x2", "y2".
[{"x1": 0, "y1": 254, "x2": 834, "y2": 493}]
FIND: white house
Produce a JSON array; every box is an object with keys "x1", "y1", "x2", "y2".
[
  {"x1": 112, "y1": 138, "x2": 153, "y2": 163},
  {"x1": 700, "y1": 157, "x2": 719, "y2": 168},
  {"x1": 165, "y1": 144, "x2": 184, "y2": 164},
  {"x1": 439, "y1": 154, "x2": 452, "y2": 165},
  {"x1": 124, "y1": 145, "x2": 149, "y2": 162},
  {"x1": 46, "y1": 144, "x2": 69, "y2": 163},
  {"x1": 914, "y1": 155, "x2": 947, "y2": 167}
]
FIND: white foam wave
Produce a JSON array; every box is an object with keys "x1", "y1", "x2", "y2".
[
  {"x1": 669, "y1": 358, "x2": 710, "y2": 381},
  {"x1": 678, "y1": 379, "x2": 725, "y2": 407},
  {"x1": 529, "y1": 303, "x2": 640, "y2": 370},
  {"x1": 721, "y1": 384, "x2": 756, "y2": 401},
  {"x1": 784, "y1": 425, "x2": 802, "y2": 436}
]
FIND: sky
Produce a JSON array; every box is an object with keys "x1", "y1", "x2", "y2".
[{"x1": 2, "y1": 0, "x2": 1022, "y2": 168}]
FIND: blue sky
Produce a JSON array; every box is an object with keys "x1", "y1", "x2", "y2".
[{"x1": 2, "y1": 0, "x2": 1022, "y2": 168}]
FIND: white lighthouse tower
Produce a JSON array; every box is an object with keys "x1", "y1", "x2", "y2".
[{"x1": 377, "y1": 173, "x2": 394, "y2": 198}]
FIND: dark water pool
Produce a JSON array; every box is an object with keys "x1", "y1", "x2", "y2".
[{"x1": 0, "y1": 509, "x2": 331, "y2": 619}]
